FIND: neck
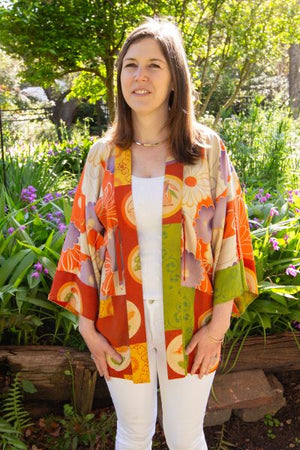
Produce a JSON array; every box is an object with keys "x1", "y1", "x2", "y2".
[{"x1": 132, "y1": 109, "x2": 169, "y2": 143}]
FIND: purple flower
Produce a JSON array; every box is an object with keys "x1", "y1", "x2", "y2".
[
  {"x1": 255, "y1": 189, "x2": 271, "y2": 204},
  {"x1": 295, "y1": 208, "x2": 300, "y2": 214},
  {"x1": 269, "y1": 207, "x2": 279, "y2": 217},
  {"x1": 55, "y1": 192, "x2": 62, "y2": 198},
  {"x1": 260, "y1": 196, "x2": 267, "y2": 203},
  {"x1": 19, "y1": 225, "x2": 26, "y2": 231},
  {"x1": 283, "y1": 234, "x2": 289, "y2": 242},
  {"x1": 44, "y1": 268, "x2": 49, "y2": 274},
  {"x1": 66, "y1": 148, "x2": 71, "y2": 154},
  {"x1": 34, "y1": 261, "x2": 43, "y2": 272},
  {"x1": 21, "y1": 185, "x2": 37, "y2": 204},
  {"x1": 285, "y1": 265, "x2": 298, "y2": 277},
  {"x1": 31, "y1": 271, "x2": 40, "y2": 278},
  {"x1": 269, "y1": 237, "x2": 280, "y2": 251},
  {"x1": 292, "y1": 321, "x2": 300, "y2": 331},
  {"x1": 7, "y1": 227, "x2": 15, "y2": 235},
  {"x1": 48, "y1": 150, "x2": 54, "y2": 156},
  {"x1": 68, "y1": 187, "x2": 77, "y2": 196},
  {"x1": 43, "y1": 193, "x2": 54, "y2": 203},
  {"x1": 54, "y1": 211, "x2": 63, "y2": 217},
  {"x1": 46, "y1": 213, "x2": 54, "y2": 222},
  {"x1": 58, "y1": 223, "x2": 67, "y2": 234}
]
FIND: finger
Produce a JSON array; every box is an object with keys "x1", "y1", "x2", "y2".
[
  {"x1": 190, "y1": 353, "x2": 204, "y2": 375},
  {"x1": 199, "y1": 354, "x2": 219, "y2": 379},
  {"x1": 98, "y1": 356, "x2": 110, "y2": 381},
  {"x1": 199, "y1": 360, "x2": 210, "y2": 379},
  {"x1": 185, "y1": 336, "x2": 198, "y2": 355}
]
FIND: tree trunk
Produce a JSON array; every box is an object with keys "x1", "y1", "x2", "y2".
[
  {"x1": 44, "y1": 88, "x2": 79, "y2": 140},
  {"x1": 288, "y1": 44, "x2": 300, "y2": 118}
]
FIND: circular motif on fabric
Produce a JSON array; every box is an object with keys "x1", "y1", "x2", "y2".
[
  {"x1": 166, "y1": 334, "x2": 185, "y2": 376},
  {"x1": 128, "y1": 246, "x2": 142, "y2": 284},
  {"x1": 184, "y1": 176, "x2": 197, "y2": 187},
  {"x1": 106, "y1": 345, "x2": 131, "y2": 372},
  {"x1": 197, "y1": 308, "x2": 213, "y2": 328},
  {"x1": 57, "y1": 282, "x2": 83, "y2": 314},
  {"x1": 163, "y1": 175, "x2": 182, "y2": 219},
  {"x1": 121, "y1": 191, "x2": 136, "y2": 228},
  {"x1": 245, "y1": 267, "x2": 257, "y2": 292},
  {"x1": 127, "y1": 300, "x2": 142, "y2": 338}
]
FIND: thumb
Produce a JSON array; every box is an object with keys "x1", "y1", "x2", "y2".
[{"x1": 106, "y1": 345, "x2": 123, "y2": 364}]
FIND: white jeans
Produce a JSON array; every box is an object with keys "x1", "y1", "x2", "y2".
[{"x1": 106, "y1": 299, "x2": 215, "y2": 450}]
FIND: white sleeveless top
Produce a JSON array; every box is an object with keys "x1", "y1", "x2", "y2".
[{"x1": 132, "y1": 175, "x2": 164, "y2": 300}]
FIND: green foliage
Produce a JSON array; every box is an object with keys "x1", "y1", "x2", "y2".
[
  {"x1": 264, "y1": 413, "x2": 281, "y2": 440},
  {"x1": 0, "y1": 0, "x2": 298, "y2": 119},
  {"x1": 1, "y1": 372, "x2": 33, "y2": 432},
  {"x1": 41, "y1": 404, "x2": 117, "y2": 450},
  {"x1": 0, "y1": 132, "x2": 95, "y2": 347},
  {"x1": 220, "y1": 100, "x2": 300, "y2": 190},
  {"x1": 0, "y1": 417, "x2": 27, "y2": 450}
]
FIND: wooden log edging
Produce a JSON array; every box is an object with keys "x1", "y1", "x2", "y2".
[
  {"x1": 0, "y1": 332, "x2": 299, "y2": 406},
  {"x1": 221, "y1": 331, "x2": 300, "y2": 374}
]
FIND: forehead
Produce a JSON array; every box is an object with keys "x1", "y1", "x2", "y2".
[{"x1": 124, "y1": 38, "x2": 166, "y2": 60}]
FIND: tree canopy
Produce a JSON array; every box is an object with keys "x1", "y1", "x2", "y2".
[{"x1": 0, "y1": 0, "x2": 299, "y2": 122}]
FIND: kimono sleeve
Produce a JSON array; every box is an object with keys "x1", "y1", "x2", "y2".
[
  {"x1": 209, "y1": 133, "x2": 258, "y2": 316},
  {"x1": 48, "y1": 140, "x2": 107, "y2": 321}
]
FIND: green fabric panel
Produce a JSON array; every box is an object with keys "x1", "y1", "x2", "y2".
[
  {"x1": 213, "y1": 260, "x2": 256, "y2": 315},
  {"x1": 162, "y1": 223, "x2": 195, "y2": 345}
]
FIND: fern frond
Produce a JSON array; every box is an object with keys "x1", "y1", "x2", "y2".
[
  {"x1": 0, "y1": 417, "x2": 27, "y2": 449},
  {"x1": 2, "y1": 372, "x2": 33, "y2": 432}
]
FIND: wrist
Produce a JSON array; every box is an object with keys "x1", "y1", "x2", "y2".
[
  {"x1": 207, "y1": 320, "x2": 230, "y2": 341},
  {"x1": 78, "y1": 316, "x2": 97, "y2": 335}
]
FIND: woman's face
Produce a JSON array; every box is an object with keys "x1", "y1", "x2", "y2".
[{"x1": 120, "y1": 38, "x2": 173, "y2": 118}]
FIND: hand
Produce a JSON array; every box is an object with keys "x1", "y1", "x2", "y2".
[
  {"x1": 80, "y1": 327, "x2": 122, "y2": 381},
  {"x1": 185, "y1": 325, "x2": 223, "y2": 379}
]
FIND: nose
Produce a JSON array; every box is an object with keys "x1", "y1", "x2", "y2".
[{"x1": 133, "y1": 65, "x2": 147, "y2": 81}]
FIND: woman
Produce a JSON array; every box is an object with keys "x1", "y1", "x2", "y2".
[{"x1": 48, "y1": 18, "x2": 258, "y2": 450}]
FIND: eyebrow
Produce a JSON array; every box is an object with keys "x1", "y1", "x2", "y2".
[{"x1": 123, "y1": 57, "x2": 166, "y2": 63}]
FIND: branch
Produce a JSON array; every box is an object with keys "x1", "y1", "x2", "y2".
[
  {"x1": 213, "y1": 59, "x2": 253, "y2": 126},
  {"x1": 197, "y1": 33, "x2": 231, "y2": 116}
]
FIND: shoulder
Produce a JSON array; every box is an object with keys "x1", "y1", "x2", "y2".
[
  {"x1": 194, "y1": 123, "x2": 227, "y2": 168},
  {"x1": 195, "y1": 123, "x2": 223, "y2": 149},
  {"x1": 86, "y1": 137, "x2": 114, "y2": 168}
]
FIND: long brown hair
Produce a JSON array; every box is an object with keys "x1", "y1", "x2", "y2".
[{"x1": 108, "y1": 17, "x2": 204, "y2": 164}]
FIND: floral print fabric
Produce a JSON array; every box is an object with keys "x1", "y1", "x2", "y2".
[{"x1": 48, "y1": 125, "x2": 258, "y2": 383}]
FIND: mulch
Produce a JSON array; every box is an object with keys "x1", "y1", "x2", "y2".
[{"x1": 21, "y1": 370, "x2": 300, "y2": 449}]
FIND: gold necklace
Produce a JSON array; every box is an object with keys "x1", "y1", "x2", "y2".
[{"x1": 133, "y1": 137, "x2": 169, "y2": 147}]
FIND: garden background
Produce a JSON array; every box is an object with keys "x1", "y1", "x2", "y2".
[{"x1": 0, "y1": 0, "x2": 300, "y2": 449}]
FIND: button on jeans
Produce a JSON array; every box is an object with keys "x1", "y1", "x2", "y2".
[{"x1": 106, "y1": 298, "x2": 215, "y2": 450}]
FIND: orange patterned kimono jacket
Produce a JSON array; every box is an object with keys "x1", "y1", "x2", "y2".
[{"x1": 48, "y1": 125, "x2": 258, "y2": 383}]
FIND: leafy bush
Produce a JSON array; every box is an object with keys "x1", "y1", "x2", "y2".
[{"x1": 220, "y1": 99, "x2": 300, "y2": 191}]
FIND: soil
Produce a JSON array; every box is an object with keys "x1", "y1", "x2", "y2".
[{"x1": 20, "y1": 371, "x2": 300, "y2": 449}]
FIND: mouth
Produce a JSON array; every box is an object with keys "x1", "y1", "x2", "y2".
[{"x1": 132, "y1": 89, "x2": 151, "y2": 95}]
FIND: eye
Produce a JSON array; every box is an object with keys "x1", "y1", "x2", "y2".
[
  {"x1": 149, "y1": 63, "x2": 160, "y2": 68},
  {"x1": 124, "y1": 63, "x2": 137, "y2": 68}
]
